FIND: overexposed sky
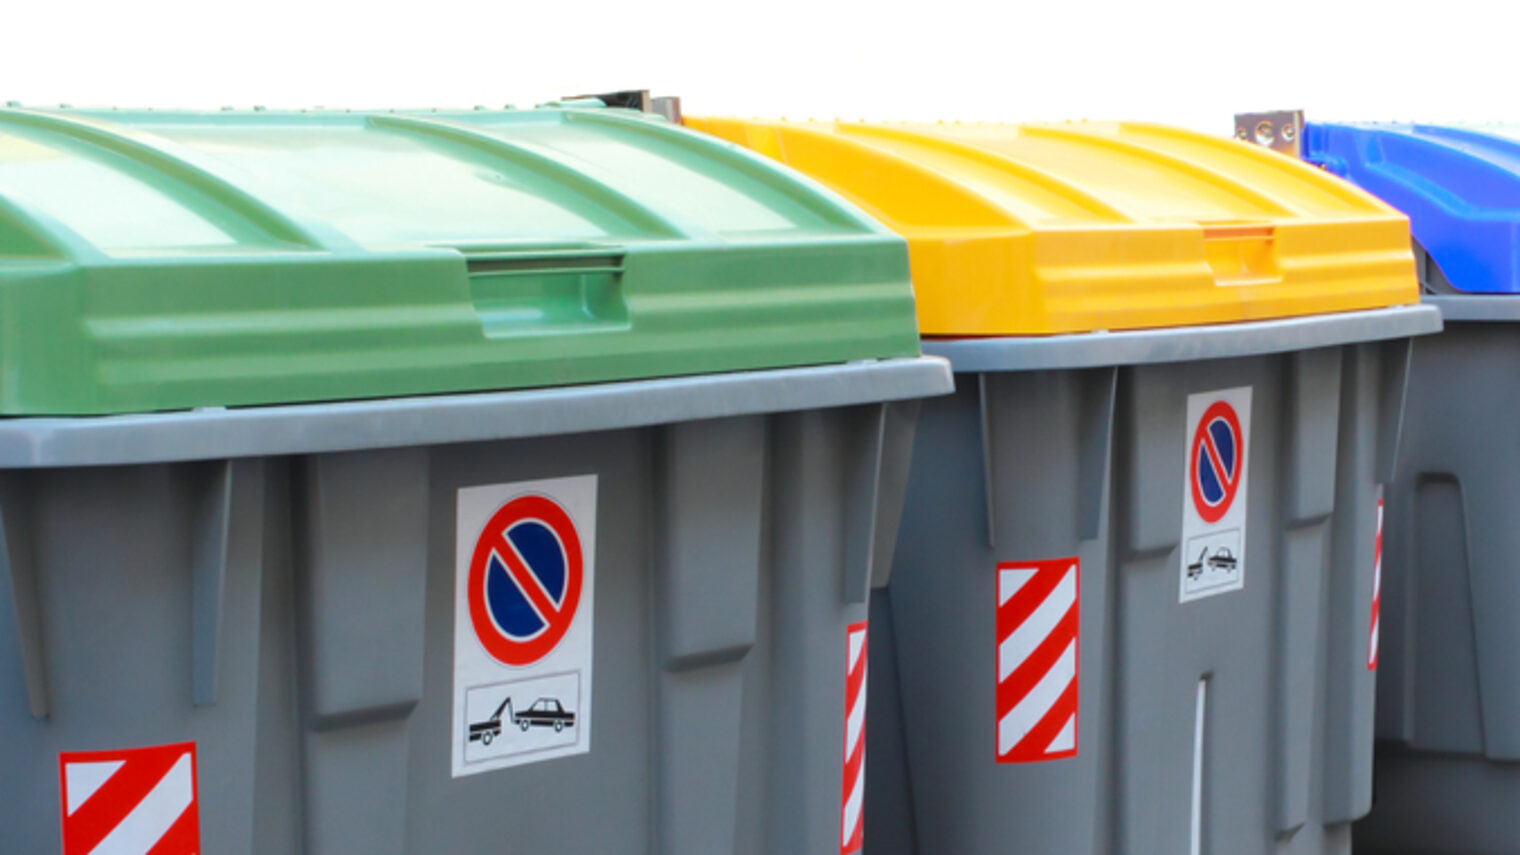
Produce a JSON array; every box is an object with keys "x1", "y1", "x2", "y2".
[{"x1": 2, "y1": 0, "x2": 1508, "y2": 132}]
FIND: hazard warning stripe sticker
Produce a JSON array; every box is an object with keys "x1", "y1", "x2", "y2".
[
  {"x1": 997, "y1": 558, "x2": 1079, "y2": 763},
  {"x1": 1368, "y1": 498, "x2": 1383, "y2": 671},
  {"x1": 58, "y1": 742, "x2": 200, "y2": 855},
  {"x1": 840, "y1": 621, "x2": 867, "y2": 855}
]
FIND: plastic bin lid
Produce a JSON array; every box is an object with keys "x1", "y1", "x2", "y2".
[
  {"x1": 0, "y1": 105, "x2": 920, "y2": 415},
  {"x1": 1306, "y1": 122, "x2": 1520, "y2": 294},
  {"x1": 686, "y1": 118, "x2": 1420, "y2": 336}
]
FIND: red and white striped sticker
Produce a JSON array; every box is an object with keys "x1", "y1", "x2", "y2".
[
  {"x1": 840, "y1": 621, "x2": 867, "y2": 854},
  {"x1": 1368, "y1": 498, "x2": 1383, "y2": 671},
  {"x1": 997, "y1": 558, "x2": 1079, "y2": 763},
  {"x1": 58, "y1": 741, "x2": 200, "y2": 855}
]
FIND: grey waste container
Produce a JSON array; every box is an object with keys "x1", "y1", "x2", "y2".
[
  {"x1": 1301, "y1": 121, "x2": 1520, "y2": 854},
  {"x1": 678, "y1": 119, "x2": 1443, "y2": 855},
  {"x1": 1358, "y1": 294, "x2": 1520, "y2": 855},
  {"x1": 0, "y1": 104, "x2": 952, "y2": 855}
]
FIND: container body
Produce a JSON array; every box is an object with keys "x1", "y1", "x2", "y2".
[
  {"x1": 867, "y1": 321, "x2": 1419, "y2": 855},
  {"x1": 1354, "y1": 309, "x2": 1520, "y2": 854},
  {"x1": 0, "y1": 368, "x2": 934, "y2": 855},
  {"x1": 1304, "y1": 119, "x2": 1520, "y2": 853}
]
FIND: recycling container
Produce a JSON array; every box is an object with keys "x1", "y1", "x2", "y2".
[
  {"x1": 1305, "y1": 122, "x2": 1520, "y2": 855},
  {"x1": 0, "y1": 103, "x2": 953, "y2": 855},
  {"x1": 688, "y1": 117, "x2": 1441, "y2": 855}
]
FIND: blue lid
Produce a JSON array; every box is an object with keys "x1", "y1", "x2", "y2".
[{"x1": 1305, "y1": 123, "x2": 1520, "y2": 294}]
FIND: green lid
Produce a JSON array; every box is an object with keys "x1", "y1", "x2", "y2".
[{"x1": 0, "y1": 105, "x2": 919, "y2": 414}]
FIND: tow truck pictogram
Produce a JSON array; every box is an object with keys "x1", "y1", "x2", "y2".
[
  {"x1": 1187, "y1": 548, "x2": 1207, "y2": 580},
  {"x1": 469, "y1": 697, "x2": 512, "y2": 746},
  {"x1": 468, "y1": 695, "x2": 577, "y2": 746}
]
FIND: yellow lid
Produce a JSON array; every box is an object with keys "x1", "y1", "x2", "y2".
[{"x1": 685, "y1": 118, "x2": 1419, "y2": 336}]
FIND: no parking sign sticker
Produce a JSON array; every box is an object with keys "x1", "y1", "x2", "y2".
[
  {"x1": 452, "y1": 475, "x2": 596, "y2": 777},
  {"x1": 1179, "y1": 387, "x2": 1250, "y2": 603}
]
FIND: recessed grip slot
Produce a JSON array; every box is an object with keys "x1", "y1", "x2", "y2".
[
  {"x1": 464, "y1": 250, "x2": 629, "y2": 336},
  {"x1": 1201, "y1": 222, "x2": 1279, "y2": 286}
]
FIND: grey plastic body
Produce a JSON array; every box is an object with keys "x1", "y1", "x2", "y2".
[
  {"x1": 0, "y1": 357, "x2": 950, "y2": 855},
  {"x1": 1354, "y1": 297, "x2": 1520, "y2": 854},
  {"x1": 865, "y1": 306, "x2": 1439, "y2": 855}
]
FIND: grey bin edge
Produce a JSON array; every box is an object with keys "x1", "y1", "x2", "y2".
[
  {"x1": 1422, "y1": 295, "x2": 1520, "y2": 322},
  {"x1": 924, "y1": 304, "x2": 1440, "y2": 372},
  {"x1": 0, "y1": 356, "x2": 953, "y2": 468}
]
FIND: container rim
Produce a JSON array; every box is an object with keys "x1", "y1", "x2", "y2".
[
  {"x1": 0, "y1": 357, "x2": 953, "y2": 467},
  {"x1": 923, "y1": 305, "x2": 1441, "y2": 373},
  {"x1": 1421, "y1": 295, "x2": 1520, "y2": 322}
]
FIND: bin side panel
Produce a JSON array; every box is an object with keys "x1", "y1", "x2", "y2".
[
  {"x1": 865, "y1": 386, "x2": 986, "y2": 855},
  {"x1": 253, "y1": 460, "x2": 302, "y2": 855},
  {"x1": 1115, "y1": 359, "x2": 1282, "y2": 855},
  {"x1": 1273, "y1": 520, "x2": 1332, "y2": 838},
  {"x1": 411, "y1": 430, "x2": 653, "y2": 853},
  {"x1": 653, "y1": 416, "x2": 765, "y2": 855},
  {"x1": 867, "y1": 400, "x2": 922, "y2": 591},
  {"x1": 0, "y1": 472, "x2": 44, "y2": 717},
  {"x1": 863, "y1": 589, "x2": 918, "y2": 855},
  {"x1": 888, "y1": 373, "x2": 1110, "y2": 854},
  {"x1": 1320, "y1": 344, "x2": 1384, "y2": 824},
  {"x1": 293, "y1": 448, "x2": 429, "y2": 855},
  {"x1": 1357, "y1": 752, "x2": 1520, "y2": 854},
  {"x1": 1408, "y1": 477, "x2": 1485, "y2": 752},
  {"x1": 0, "y1": 464, "x2": 269, "y2": 854},
  {"x1": 1435, "y1": 336, "x2": 1520, "y2": 761},
  {"x1": 1271, "y1": 348, "x2": 1342, "y2": 837},
  {"x1": 1376, "y1": 326, "x2": 1519, "y2": 759},
  {"x1": 765, "y1": 408, "x2": 872, "y2": 855},
  {"x1": 294, "y1": 449, "x2": 430, "y2": 722}
]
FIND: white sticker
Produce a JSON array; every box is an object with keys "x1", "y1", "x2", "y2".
[
  {"x1": 452, "y1": 475, "x2": 596, "y2": 777},
  {"x1": 1180, "y1": 387, "x2": 1251, "y2": 603}
]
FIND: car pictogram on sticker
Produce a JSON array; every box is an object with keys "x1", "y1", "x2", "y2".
[{"x1": 515, "y1": 697, "x2": 576, "y2": 733}]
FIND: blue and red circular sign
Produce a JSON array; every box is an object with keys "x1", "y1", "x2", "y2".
[
  {"x1": 468, "y1": 494, "x2": 584, "y2": 666},
  {"x1": 1190, "y1": 400, "x2": 1243, "y2": 524}
]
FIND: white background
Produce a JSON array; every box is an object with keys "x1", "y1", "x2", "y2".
[{"x1": 1, "y1": 0, "x2": 1508, "y2": 132}]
